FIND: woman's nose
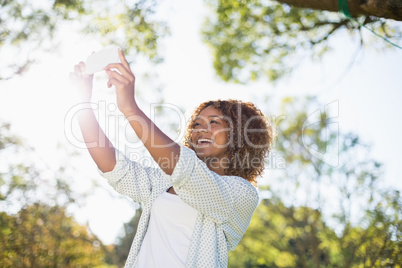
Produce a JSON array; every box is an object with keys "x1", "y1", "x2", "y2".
[{"x1": 196, "y1": 128, "x2": 207, "y2": 133}]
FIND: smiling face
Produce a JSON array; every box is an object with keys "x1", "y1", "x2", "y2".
[
  {"x1": 190, "y1": 106, "x2": 230, "y2": 161},
  {"x1": 184, "y1": 100, "x2": 273, "y2": 184}
]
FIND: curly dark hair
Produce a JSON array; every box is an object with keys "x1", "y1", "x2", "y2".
[{"x1": 183, "y1": 99, "x2": 274, "y2": 185}]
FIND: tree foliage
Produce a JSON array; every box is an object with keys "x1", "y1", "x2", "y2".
[
  {"x1": 106, "y1": 207, "x2": 142, "y2": 267},
  {"x1": 0, "y1": 203, "x2": 113, "y2": 267},
  {"x1": 229, "y1": 194, "x2": 401, "y2": 267},
  {"x1": 228, "y1": 97, "x2": 402, "y2": 267},
  {"x1": 202, "y1": 0, "x2": 402, "y2": 83},
  {"x1": 0, "y1": 0, "x2": 167, "y2": 79},
  {"x1": 2, "y1": 0, "x2": 400, "y2": 83},
  {"x1": 0, "y1": 122, "x2": 117, "y2": 267},
  {"x1": 229, "y1": 198, "x2": 336, "y2": 267}
]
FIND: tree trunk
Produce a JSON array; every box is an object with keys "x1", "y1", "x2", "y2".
[{"x1": 276, "y1": 0, "x2": 402, "y2": 21}]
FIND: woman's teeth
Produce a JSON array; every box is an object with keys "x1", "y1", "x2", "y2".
[{"x1": 198, "y1": 139, "x2": 213, "y2": 144}]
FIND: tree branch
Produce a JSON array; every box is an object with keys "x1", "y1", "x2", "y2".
[
  {"x1": 310, "y1": 19, "x2": 349, "y2": 45},
  {"x1": 276, "y1": 0, "x2": 402, "y2": 21}
]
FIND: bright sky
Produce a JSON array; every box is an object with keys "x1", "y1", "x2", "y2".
[{"x1": 1, "y1": 0, "x2": 401, "y2": 244}]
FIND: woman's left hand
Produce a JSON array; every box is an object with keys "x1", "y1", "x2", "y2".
[{"x1": 104, "y1": 49, "x2": 138, "y2": 116}]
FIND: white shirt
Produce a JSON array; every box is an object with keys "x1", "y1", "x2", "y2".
[
  {"x1": 99, "y1": 145, "x2": 259, "y2": 268},
  {"x1": 135, "y1": 191, "x2": 198, "y2": 268}
]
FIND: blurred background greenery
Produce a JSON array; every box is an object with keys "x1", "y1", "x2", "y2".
[{"x1": 1, "y1": 0, "x2": 401, "y2": 267}]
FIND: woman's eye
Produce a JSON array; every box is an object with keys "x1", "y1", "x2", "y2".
[{"x1": 210, "y1": 120, "x2": 219, "y2": 124}]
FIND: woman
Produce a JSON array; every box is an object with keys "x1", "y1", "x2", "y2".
[{"x1": 71, "y1": 48, "x2": 273, "y2": 267}]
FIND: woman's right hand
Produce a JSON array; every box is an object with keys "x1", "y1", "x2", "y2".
[
  {"x1": 104, "y1": 48, "x2": 137, "y2": 117},
  {"x1": 70, "y1": 61, "x2": 94, "y2": 102}
]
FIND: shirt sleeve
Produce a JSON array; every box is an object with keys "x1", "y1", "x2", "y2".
[
  {"x1": 98, "y1": 148, "x2": 163, "y2": 203},
  {"x1": 162, "y1": 146, "x2": 259, "y2": 248}
]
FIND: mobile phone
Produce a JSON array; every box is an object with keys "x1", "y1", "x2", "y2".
[{"x1": 85, "y1": 46, "x2": 120, "y2": 74}]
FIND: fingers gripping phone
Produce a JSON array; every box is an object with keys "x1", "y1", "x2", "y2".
[{"x1": 85, "y1": 46, "x2": 120, "y2": 74}]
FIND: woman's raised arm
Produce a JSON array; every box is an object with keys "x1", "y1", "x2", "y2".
[
  {"x1": 105, "y1": 49, "x2": 180, "y2": 175},
  {"x1": 71, "y1": 62, "x2": 116, "y2": 173}
]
